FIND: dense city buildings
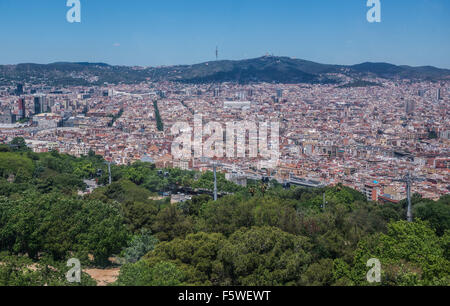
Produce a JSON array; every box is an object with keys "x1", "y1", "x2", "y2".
[{"x1": 0, "y1": 77, "x2": 449, "y2": 201}]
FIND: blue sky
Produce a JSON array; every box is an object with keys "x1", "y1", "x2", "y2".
[{"x1": 0, "y1": 0, "x2": 449, "y2": 68}]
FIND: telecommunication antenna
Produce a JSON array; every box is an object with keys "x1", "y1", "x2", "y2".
[
  {"x1": 213, "y1": 163, "x2": 218, "y2": 201},
  {"x1": 108, "y1": 162, "x2": 112, "y2": 185},
  {"x1": 215, "y1": 46, "x2": 218, "y2": 61},
  {"x1": 201, "y1": 157, "x2": 223, "y2": 201},
  {"x1": 322, "y1": 193, "x2": 328, "y2": 210},
  {"x1": 105, "y1": 161, "x2": 113, "y2": 185},
  {"x1": 394, "y1": 172, "x2": 424, "y2": 222}
]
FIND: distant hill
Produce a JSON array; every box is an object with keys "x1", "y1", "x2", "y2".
[
  {"x1": 148, "y1": 56, "x2": 339, "y2": 84},
  {"x1": 1, "y1": 56, "x2": 449, "y2": 86},
  {"x1": 349, "y1": 62, "x2": 450, "y2": 81},
  {"x1": 0, "y1": 62, "x2": 150, "y2": 86}
]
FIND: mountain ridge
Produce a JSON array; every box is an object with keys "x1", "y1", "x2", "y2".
[{"x1": 1, "y1": 56, "x2": 449, "y2": 86}]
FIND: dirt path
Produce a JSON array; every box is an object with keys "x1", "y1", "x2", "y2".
[{"x1": 84, "y1": 268, "x2": 120, "y2": 286}]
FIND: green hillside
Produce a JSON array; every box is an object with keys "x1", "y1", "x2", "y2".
[{"x1": 0, "y1": 138, "x2": 449, "y2": 286}]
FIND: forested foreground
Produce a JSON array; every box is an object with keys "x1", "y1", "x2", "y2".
[{"x1": 0, "y1": 139, "x2": 449, "y2": 286}]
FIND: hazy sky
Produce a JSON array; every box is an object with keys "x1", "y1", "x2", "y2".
[{"x1": 0, "y1": 0, "x2": 449, "y2": 68}]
